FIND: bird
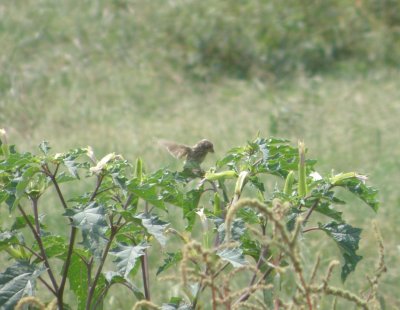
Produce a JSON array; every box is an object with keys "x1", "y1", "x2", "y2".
[{"x1": 159, "y1": 139, "x2": 214, "y2": 175}]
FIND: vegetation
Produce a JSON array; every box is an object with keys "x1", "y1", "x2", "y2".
[
  {"x1": 0, "y1": 134, "x2": 384, "y2": 309},
  {"x1": 0, "y1": 0, "x2": 399, "y2": 309}
]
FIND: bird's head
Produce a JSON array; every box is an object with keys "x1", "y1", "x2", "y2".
[{"x1": 196, "y1": 139, "x2": 214, "y2": 153}]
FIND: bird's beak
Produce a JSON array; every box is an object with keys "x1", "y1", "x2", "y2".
[{"x1": 210, "y1": 147, "x2": 215, "y2": 153}]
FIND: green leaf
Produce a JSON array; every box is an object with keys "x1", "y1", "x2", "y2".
[
  {"x1": 64, "y1": 157, "x2": 80, "y2": 179},
  {"x1": 216, "y1": 247, "x2": 247, "y2": 268},
  {"x1": 314, "y1": 202, "x2": 343, "y2": 222},
  {"x1": 319, "y1": 221, "x2": 363, "y2": 282},
  {"x1": 56, "y1": 172, "x2": 78, "y2": 184},
  {"x1": 241, "y1": 235, "x2": 261, "y2": 261},
  {"x1": 161, "y1": 298, "x2": 191, "y2": 310},
  {"x1": 157, "y1": 252, "x2": 183, "y2": 276},
  {"x1": 34, "y1": 235, "x2": 68, "y2": 260},
  {"x1": 65, "y1": 202, "x2": 108, "y2": 258},
  {"x1": 218, "y1": 219, "x2": 246, "y2": 242},
  {"x1": 68, "y1": 253, "x2": 89, "y2": 310},
  {"x1": 128, "y1": 181, "x2": 166, "y2": 211},
  {"x1": 110, "y1": 243, "x2": 149, "y2": 279},
  {"x1": 182, "y1": 189, "x2": 202, "y2": 231},
  {"x1": 10, "y1": 215, "x2": 41, "y2": 231},
  {"x1": 15, "y1": 166, "x2": 40, "y2": 198},
  {"x1": 0, "y1": 231, "x2": 20, "y2": 250},
  {"x1": 38, "y1": 141, "x2": 51, "y2": 155},
  {"x1": 135, "y1": 213, "x2": 169, "y2": 247},
  {"x1": 104, "y1": 271, "x2": 144, "y2": 300},
  {"x1": 0, "y1": 262, "x2": 44, "y2": 309},
  {"x1": 0, "y1": 152, "x2": 35, "y2": 170},
  {"x1": 333, "y1": 177, "x2": 379, "y2": 212}
]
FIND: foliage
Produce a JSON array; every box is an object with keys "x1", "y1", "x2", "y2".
[
  {"x1": 158, "y1": 0, "x2": 400, "y2": 79},
  {"x1": 0, "y1": 131, "x2": 385, "y2": 309}
]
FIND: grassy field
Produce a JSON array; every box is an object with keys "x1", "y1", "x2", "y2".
[{"x1": 1, "y1": 1, "x2": 400, "y2": 308}]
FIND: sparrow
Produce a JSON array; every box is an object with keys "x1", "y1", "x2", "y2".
[{"x1": 159, "y1": 139, "x2": 214, "y2": 174}]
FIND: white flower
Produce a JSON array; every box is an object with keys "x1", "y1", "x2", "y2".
[
  {"x1": 86, "y1": 146, "x2": 97, "y2": 164},
  {"x1": 0, "y1": 128, "x2": 7, "y2": 144},
  {"x1": 196, "y1": 208, "x2": 208, "y2": 231},
  {"x1": 310, "y1": 171, "x2": 322, "y2": 181},
  {"x1": 355, "y1": 173, "x2": 368, "y2": 184},
  {"x1": 90, "y1": 153, "x2": 115, "y2": 174}
]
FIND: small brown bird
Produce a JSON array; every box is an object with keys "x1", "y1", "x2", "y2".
[{"x1": 159, "y1": 139, "x2": 214, "y2": 173}]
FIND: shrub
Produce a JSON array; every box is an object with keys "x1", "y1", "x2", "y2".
[{"x1": 0, "y1": 130, "x2": 385, "y2": 309}]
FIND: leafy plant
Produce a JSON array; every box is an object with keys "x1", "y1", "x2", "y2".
[{"x1": 0, "y1": 130, "x2": 385, "y2": 309}]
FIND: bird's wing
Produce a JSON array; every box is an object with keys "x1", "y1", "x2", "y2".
[{"x1": 158, "y1": 140, "x2": 191, "y2": 159}]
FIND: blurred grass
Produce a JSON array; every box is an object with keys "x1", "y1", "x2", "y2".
[{"x1": 1, "y1": 0, "x2": 400, "y2": 308}]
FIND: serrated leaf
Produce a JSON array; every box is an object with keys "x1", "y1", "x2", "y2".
[
  {"x1": 110, "y1": 243, "x2": 149, "y2": 279},
  {"x1": 56, "y1": 172, "x2": 78, "y2": 184},
  {"x1": 135, "y1": 213, "x2": 169, "y2": 247},
  {"x1": 38, "y1": 141, "x2": 51, "y2": 155},
  {"x1": 0, "y1": 152, "x2": 34, "y2": 170},
  {"x1": 65, "y1": 202, "x2": 108, "y2": 258},
  {"x1": 15, "y1": 166, "x2": 40, "y2": 198},
  {"x1": 241, "y1": 235, "x2": 261, "y2": 261},
  {"x1": 157, "y1": 252, "x2": 183, "y2": 275},
  {"x1": 161, "y1": 299, "x2": 192, "y2": 310},
  {"x1": 0, "y1": 262, "x2": 44, "y2": 309},
  {"x1": 34, "y1": 235, "x2": 68, "y2": 260},
  {"x1": 314, "y1": 202, "x2": 343, "y2": 222},
  {"x1": 334, "y1": 178, "x2": 379, "y2": 212},
  {"x1": 182, "y1": 189, "x2": 202, "y2": 231},
  {"x1": 64, "y1": 157, "x2": 80, "y2": 179},
  {"x1": 128, "y1": 181, "x2": 166, "y2": 211},
  {"x1": 218, "y1": 219, "x2": 246, "y2": 242},
  {"x1": 319, "y1": 221, "x2": 363, "y2": 282},
  {"x1": 68, "y1": 253, "x2": 89, "y2": 310},
  {"x1": 104, "y1": 271, "x2": 144, "y2": 300},
  {"x1": 11, "y1": 215, "x2": 34, "y2": 230},
  {"x1": 0, "y1": 231, "x2": 20, "y2": 250},
  {"x1": 216, "y1": 247, "x2": 247, "y2": 268}
]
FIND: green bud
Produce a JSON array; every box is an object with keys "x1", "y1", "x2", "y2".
[
  {"x1": 204, "y1": 170, "x2": 237, "y2": 181},
  {"x1": 135, "y1": 158, "x2": 144, "y2": 183},
  {"x1": 297, "y1": 141, "x2": 308, "y2": 197},
  {"x1": 0, "y1": 128, "x2": 9, "y2": 158},
  {"x1": 283, "y1": 170, "x2": 295, "y2": 195},
  {"x1": 234, "y1": 171, "x2": 249, "y2": 197},
  {"x1": 213, "y1": 192, "x2": 222, "y2": 216}
]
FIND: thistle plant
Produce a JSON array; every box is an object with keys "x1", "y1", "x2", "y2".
[{"x1": 0, "y1": 131, "x2": 384, "y2": 309}]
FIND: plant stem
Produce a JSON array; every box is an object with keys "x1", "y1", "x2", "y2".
[
  {"x1": 17, "y1": 204, "x2": 59, "y2": 294},
  {"x1": 89, "y1": 175, "x2": 104, "y2": 201},
  {"x1": 38, "y1": 276, "x2": 57, "y2": 295},
  {"x1": 85, "y1": 230, "x2": 116, "y2": 310},
  {"x1": 140, "y1": 250, "x2": 151, "y2": 300},
  {"x1": 58, "y1": 227, "x2": 77, "y2": 304},
  {"x1": 303, "y1": 198, "x2": 320, "y2": 225},
  {"x1": 31, "y1": 197, "x2": 41, "y2": 235},
  {"x1": 303, "y1": 227, "x2": 321, "y2": 233}
]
